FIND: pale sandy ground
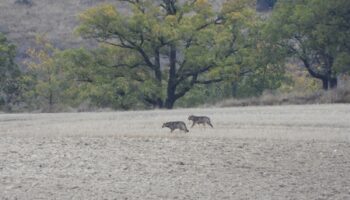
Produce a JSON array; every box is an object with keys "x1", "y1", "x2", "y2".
[{"x1": 0, "y1": 104, "x2": 350, "y2": 199}]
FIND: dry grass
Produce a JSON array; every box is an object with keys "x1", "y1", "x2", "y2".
[
  {"x1": 1, "y1": 105, "x2": 350, "y2": 199},
  {"x1": 217, "y1": 87, "x2": 350, "y2": 108},
  {"x1": 0, "y1": 104, "x2": 349, "y2": 141}
]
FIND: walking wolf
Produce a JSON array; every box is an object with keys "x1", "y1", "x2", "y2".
[
  {"x1": 162, "y1": 121, "x2": 189, "y2": 133},
  {"x1": 188, "y1": 115, "x2": 213, "y2": 128}
]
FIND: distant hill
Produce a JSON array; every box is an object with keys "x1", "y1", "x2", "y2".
[
  {"x1": 0, "y1": 0, "x2": 125, "y2": 60},
  {"x1": 0, "y1": 0, "x2": 272, "y2": 61}
]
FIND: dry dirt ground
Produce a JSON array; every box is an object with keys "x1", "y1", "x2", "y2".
[{"x1": 0, "y1": 104, "x2": 350, "y2": 199}]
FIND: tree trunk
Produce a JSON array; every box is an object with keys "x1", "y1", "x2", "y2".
[
  {"x1": 322, "y1": 77, "x2": 337, "y2": 90},
  {"x1": 302, "y1": 58, "x2": 337, "y2": 91},
  {"x1": 162, "y1": 1, "x2": 178, "y2": 109},
  {"x1": 49, "y1": 90, "x2": 53, "y2": 112},
  {"x1": 330, "y1": 78, "x2": 337, "y2": 89},
  {"x1": 231, "y1": 81, "x2": 238, "y2": 97},
  {"x1": 165, "y1": 45, "x2": 177, "y2": 109},
  {"x1": 164, "y1": 97, "x2": 175, "y2": 109},
  {"x1": 322, "y1": 61, "x2": 337, "y2": 90},
  {"x1": 154, "y1": 48, "x2": 164, "y2": 108}
]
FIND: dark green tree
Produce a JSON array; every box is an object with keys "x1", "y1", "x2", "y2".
[
  {"x1": 265, "y1": 0, "x2": 350, "y2": 90},
  {"x1": 57, "y1": 47, "x2": 146, "y2": 110},
  {"x1": 0, "y1": 33, "x2": 21, "y2": 111},
  {"x1": 22, "y1": 36, "x2": 69, "y2": 112}
]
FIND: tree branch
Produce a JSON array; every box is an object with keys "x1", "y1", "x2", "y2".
[
  {"x1": 120, "y1": 0, "x2": 145, "y2": 13},
  {"x1": 174, "y1": 74, "x2": 198, "y2": 100},
  {"x1": 111, "y1": 62, "x2": 145, "y2": 69},
  {"x1": 101, "y1": 29, "x2": 156, "y2": 70},
  {"x1": 300, "y1": 57, "x2": 326, "y2": 80},
  {"x1": 76, "y1": 78, "x2": 94, "y2": 83},
  {"x1": 196, "y1": 16, "x2": 224, "y2": 31},
  {"x1": 195, "y1": 78, "x2": 223, "y2": 84}
]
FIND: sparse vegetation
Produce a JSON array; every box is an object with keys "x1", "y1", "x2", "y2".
[{"x1": 217, "y1": 87, "x2": 350, "y2": 107}]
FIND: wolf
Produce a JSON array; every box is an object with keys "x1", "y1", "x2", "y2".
[
  {"x1": 162, "y1": 121, "x2": 189, "y2": 133},
  {"x1": 188, "y1": 115, "x2": 213, "y2": 128}
]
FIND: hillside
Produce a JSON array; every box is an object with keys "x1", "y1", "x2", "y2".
[
  {"x1": 0, "y1": 0, "x2": 126, "y2": 59},
  {"x1": 0, "y1": 0, "x2": 226, "y2": 60}
]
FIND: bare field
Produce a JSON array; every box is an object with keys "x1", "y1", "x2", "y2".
[{"x1": 1, "y1": 104, "x2": 350, "y2": 199}]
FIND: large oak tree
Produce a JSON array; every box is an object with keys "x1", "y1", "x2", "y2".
[{"x1": 76, "y1": 0, "x2": 255, "y2": 108}]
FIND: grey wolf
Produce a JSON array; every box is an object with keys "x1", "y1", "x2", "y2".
[
  {"x1": 162, "y1": 121, "x2": 189, "y2": 133},
  {"x1": 188, "y1": 115, "x2": 213, "y2": 128}
]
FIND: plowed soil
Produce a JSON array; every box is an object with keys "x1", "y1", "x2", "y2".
[{"x1": 1, "y1": 105, "x2": 349, "y2": 199}]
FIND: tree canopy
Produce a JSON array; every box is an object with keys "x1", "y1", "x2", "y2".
[
  {"x1": 264, "y1": 0, "x2": 350, "y2": 90},
  {"x1": 76, "y1": 0, "x2": 258, "y2": 108},
  {"x1": 21, "y1": 36, "x2": 70, "y2": 112},
  {"x1": 2, "y1": 0, "x2": 349, "y2": 112},
  {"x1": 0, "y1": 33, "x2": 21, "y2": 110}
]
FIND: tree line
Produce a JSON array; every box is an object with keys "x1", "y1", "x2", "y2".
[{"x1": 0, "y1": 0, "x2": 349, "y2": 112}]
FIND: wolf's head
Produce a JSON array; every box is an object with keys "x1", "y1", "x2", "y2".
[
  {"x1": 188, "y1": 115, "x2": 194, "y2": 121},
  {"x1": 162, "y1": 123, "x2": 167, "y2": 128}
]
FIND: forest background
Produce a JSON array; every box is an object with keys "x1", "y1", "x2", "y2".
[{"x1": 0, "y1": 0, "x2": 349, "y2": 112}]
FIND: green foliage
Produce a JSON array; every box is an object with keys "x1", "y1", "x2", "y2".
[
  {"x1": 334, "y1": 53, "x2": 350, "y2": 75},
  {"x1": 175, "y1": 83, "x2": 232, "y2": 107},
  {"x1": 265, "y1": 0, "x2": 350, "y2": 90},
  {"x1": 0, "y1": 33, "x2": 21, "y2": 111},
  {"x1": 56, "y1": 47, "x2": 147, "y2": 110},
  {"x1": 76, "y1": 0, "x2": 264, "y2": 109},
  {"x1": 22, "y1": 36, "x2": 71, "y2": 112}
]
